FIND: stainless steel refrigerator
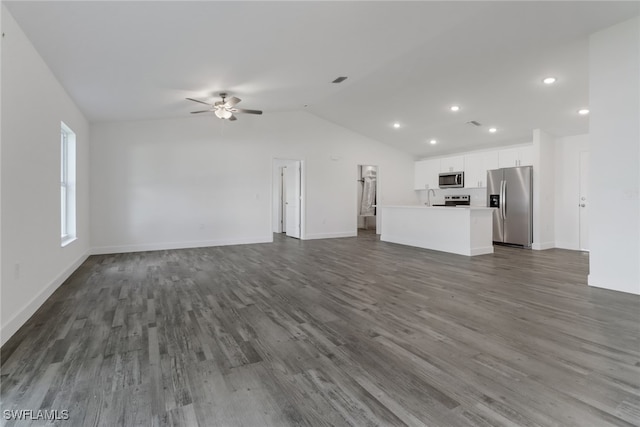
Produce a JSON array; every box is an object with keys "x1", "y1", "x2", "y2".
[{"x1": 487, "y1": 166, "x2": 533, "y2": 247}]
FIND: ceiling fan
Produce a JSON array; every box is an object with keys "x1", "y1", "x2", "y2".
[{"x1": 186, "y1": 93, "x2": 263, "y2": 121}]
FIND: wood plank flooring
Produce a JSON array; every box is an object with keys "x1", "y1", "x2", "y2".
[{"x1": 1, "y1": 231, "x2": 639, "y2": 426}]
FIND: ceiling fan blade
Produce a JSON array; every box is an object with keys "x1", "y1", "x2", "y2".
[
  {"x1": 190, "y1": 110, "x2": 213, "y2": 114},
  {"x1": 186, "y1": 97, "x2": 213, "y2": 106},
  {"x1": 225, "y1": 96, "x2": 241, "y2": 107},
  {"x1": 234, "y1": 108, "x2": 263, "y2": 115},
  {"x1": 228, "y1": 114, "x2": 238, "y2": 121}
]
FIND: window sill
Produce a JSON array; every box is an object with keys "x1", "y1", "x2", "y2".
[{"x1": 61, "y1": 236, "x2": 77, "y2": 247}]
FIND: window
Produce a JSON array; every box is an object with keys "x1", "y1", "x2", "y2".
[{"x1": 61, "y1": 122, "x2": 76, "y2": 246}]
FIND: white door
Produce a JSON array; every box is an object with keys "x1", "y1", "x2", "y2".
[
  {"x1": 280, "y1": 167, "x2": 286, "y2": 233},
  {"x1": 579, "y1": 151, "x2": 589, "y2": 251},
  {"x1": 284, "y1": 161, "x2": 301, "y2": 238}
]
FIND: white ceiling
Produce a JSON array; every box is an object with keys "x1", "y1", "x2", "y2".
[{"x1": 4, "y1": 1, "x2": 639, "y2": 157}]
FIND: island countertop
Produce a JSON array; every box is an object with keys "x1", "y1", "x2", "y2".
[{"x1": 379, "y1": 205, "x2": 495, "y2": 210}]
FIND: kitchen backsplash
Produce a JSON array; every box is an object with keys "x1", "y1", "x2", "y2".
[{"x1": 416, "y1": 187, "x2": 487, "y2": 206}]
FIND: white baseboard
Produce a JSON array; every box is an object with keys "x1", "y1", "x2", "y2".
[
  {"x1": 382, "y1": 234, "x2": 493, "y2": 257},
  {"x1": 554, "y1": 241, "x2": 579, "y2": 251},
  {"x1": 91, "y1": 236, "x2": 274, "y2": 255},
  {"x1": 303, "y1": 231, "x2": 357, "y2": 240},
  {"x1": 1, "y1": 252, "x2": 90, "y2": 347},
  {"x1": 532, "y1": 241, "x2": 555, "y2": 250},
  {"x1": 469, "y1": 246, "x2": 495, "y2": 256},
  {"x1": 588, "y1": 274, "x2": 640, "y2": 295}
]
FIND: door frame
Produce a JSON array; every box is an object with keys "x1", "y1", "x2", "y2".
[
  {"x1": 272, "y1": 158, "x2": 305, "y2": 239},
  {"x1": 579, "y1": 150, "x2": 589, "y2": 251},
  {"x1": 356, "y1": 164, "x2": 381, "y2": 235}
]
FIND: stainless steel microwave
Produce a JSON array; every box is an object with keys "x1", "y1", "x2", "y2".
[{"x1": 439, "y1": 171, "x2": 464, "y2": 188}]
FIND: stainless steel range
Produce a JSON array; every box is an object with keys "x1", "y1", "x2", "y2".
[{"x1": 433, "y1": 195, "x2": 471, "y2": 207}]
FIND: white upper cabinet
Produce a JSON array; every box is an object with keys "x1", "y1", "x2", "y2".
[
  {"x1": 464, "y1": 151, "x2": 499, "y2": 188},
  {"x1": 414, "y1": 158, "x2": 440, "y2": 190},
  {"x1": 415, "y1": 145, "x2": 533, "y2": 191},
  {"x1": 498, "y1": 147, "x2": 519, "y2": 167},
  {"x1": 498, "y1": 145, "x2": 533, "y2": 168},
  {"x1": 518, "y1": 145, "x2": 534, "y2": 166},
  {"x1": 439, "y1": 156, "x2": 465, "y2": 173}
]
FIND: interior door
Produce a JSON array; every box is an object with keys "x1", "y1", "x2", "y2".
[
  {"x1": 280, "y1": 167, "x2": 286, "y2": 233},
  {"x1": 284, "y1": 161, "x2": 301, "y2": 238},
  {"x1": 579, "y1": 151, "x2": 589, "y2": 251}
]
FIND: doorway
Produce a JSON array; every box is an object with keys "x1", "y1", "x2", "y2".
[
  {"x1": 273, "y1": 159, "x2": 303, "y2": 239},
  {"x1": 357, "y1": 165, "x2": 378, "y2": 234},
  {"x1": 579, "y1": 151, "x2": 589, "y2": 251}
]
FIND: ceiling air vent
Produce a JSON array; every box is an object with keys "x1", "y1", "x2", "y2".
[
  {"x1": 332, "y1": 76, "x2": 348, "y2": 83},
  {"x1": 467, "y1": 120, "x2": 482, "y2": 127}
]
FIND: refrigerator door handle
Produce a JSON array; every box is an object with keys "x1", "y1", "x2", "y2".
[
  {"x1": 500, "y1": 180, "x2": 506, "y2": 219},
  {"x1": 500, "y1": 180, "x2": 503, "y2": 219},
  {"x1": 502, "y1": 180, "x2": 507, "y2": 219}
]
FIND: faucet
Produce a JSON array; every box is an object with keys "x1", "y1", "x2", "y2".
[{"x1": 426, "y1": 188, "x2": 436, "y2": 206}]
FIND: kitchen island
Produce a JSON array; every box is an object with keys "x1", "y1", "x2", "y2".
[{"x1": 380, "y1": 206, "x2": 495, "y2": 256}]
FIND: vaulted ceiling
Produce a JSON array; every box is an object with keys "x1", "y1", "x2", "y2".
[{"x1": 4, "y1": 1, "x2": 639, "y2": 157}]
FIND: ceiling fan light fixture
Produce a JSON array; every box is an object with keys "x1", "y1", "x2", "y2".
[
  {"x1": 215, "y1": 108, "x2": 232, "y2": 119},
  {"x1": 187, "y1": 93, "x2": 262, "y2": 121}
]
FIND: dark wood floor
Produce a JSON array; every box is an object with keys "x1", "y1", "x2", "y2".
[{"x1": 2, "y1": 231, "x2": 639, "y2": 426}]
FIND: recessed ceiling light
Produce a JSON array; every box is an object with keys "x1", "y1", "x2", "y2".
[
  {"x1": 450, "y1": 105, "x2": 460, "y2": 112},
  {"x1": 578, "y1": 109, "x2": 590, "y2": 115},
  {"x1": 393, "y1": 123, "x2": 401, "y2": 128},
  {"x1": 489, "y1": 127, "x2": 497, "y2": 133},
  {"x1": 543, "y1": 77, "x2": 557, "y2": 85},
  {"x1": 429, "y1": 139, "x2": 437, "y2": 145}
]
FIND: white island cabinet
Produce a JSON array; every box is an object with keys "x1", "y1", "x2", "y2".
[{"x1": 380, "y1": 206, "x2": 495, "y2": 256}]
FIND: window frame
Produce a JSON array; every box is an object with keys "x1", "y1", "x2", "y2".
[{"x1": 60, "y1": 122, "x2": 76, "y2": 246}]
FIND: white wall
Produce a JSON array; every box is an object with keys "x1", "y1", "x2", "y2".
[
  {"x1": 1, "y1": 7, "x2": 91, "y2": 345},
  {"x1": 90, "y1": 112, "x2": 417, "y2": 252},
  {"x1": 532, "y1": 129, "x2": 555, "y2": 250},
  {"x1": 554, "y1": 134, "x2": 589, "y2": 250},
  {"x1": 588, "y1": 17, "x2": 640, "y2": 295},
  {"x1": 1, "y1": 6, "x2": 4, "y2": 332}
]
